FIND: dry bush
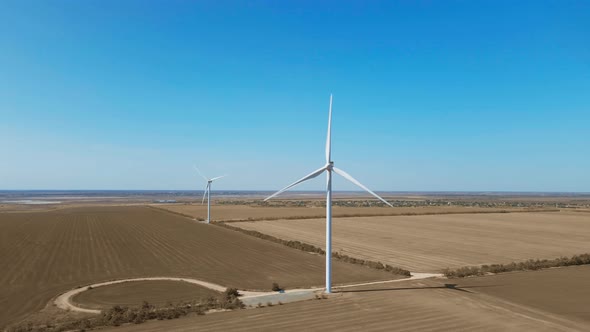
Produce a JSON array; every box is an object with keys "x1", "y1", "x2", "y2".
[
  {"x1": 443, "y1": 253, "x2": 590, "y2": 278},
  {"x1": 8, "y1": 290, "x2": 245, "y2": 332},
  {"x1": 216, "y1": 222, "x2": 411, "y2": 277}
]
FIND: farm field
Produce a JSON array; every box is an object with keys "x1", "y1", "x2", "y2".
[
  {"x1": 232, "y1": 212, "x2": 590, "y2": 272},
  {"x1": 72, "y1": 280, "x2": 219, "y2": 310},
  {"x1": 449, "y1": 265, "x2": 590, "y2": 323},
  {"x1": 109, "y1": 268, "x2": 590, "y2": 332},
  {"x1": 157, "y1": 203, "x2": 541, "y2": 221},
  {"x1": 0, "y1": 206, "x2": 394, "y2": 329}
]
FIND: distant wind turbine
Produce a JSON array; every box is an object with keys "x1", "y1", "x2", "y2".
[
  {"x1": 195, "y1": 167, "x2": 226, "y2": 224},
  {"x1": 264, "y1": 94, "x2": 393, "y2": 294}
]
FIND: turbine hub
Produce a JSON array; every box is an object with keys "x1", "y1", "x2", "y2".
[{"x1": 327, "y1": 161, "x2": 334, "y2": 171}]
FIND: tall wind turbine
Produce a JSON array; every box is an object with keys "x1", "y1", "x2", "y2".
[
  {"x1": 195, "y1": 167, "x2": 226, "y2": 224},
  {"x1": 264, "y1": 94, "x2": 393, "y2": 293}
]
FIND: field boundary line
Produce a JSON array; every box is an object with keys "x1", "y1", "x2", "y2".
[
  {"x1": 145, "y1": 205, "x2": 414, "y2": 278},
  {"x1": 442, "y1": 253, "x2": 590, "y2": 278},
  {"x1": 146, "y1": 204, "x2": 560, "y2": 223},
  {"x1": 214, "y1": 221, "x2": 412, "y2": 277},
  {"x1": 220, "y1": 208, "x2": 561, "y2": 223}
]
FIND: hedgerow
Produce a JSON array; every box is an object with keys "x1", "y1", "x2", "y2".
[
  {"x1": 215, "y1": 222, "x2": 411, "y2": 277},
  {"x1": 7, "y1": 288, "x2": 244, "y2": 332},
  {"x1": 442, "y1": 253, "x2": 590, "y2": 278}
]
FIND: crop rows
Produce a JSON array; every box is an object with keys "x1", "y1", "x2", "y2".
[
  {"x1": 0, "y1": 206, "x2": 392, "y2": 329},
  {"x1": 233, "y1": 212, "x2": 590, "y2": 272}
]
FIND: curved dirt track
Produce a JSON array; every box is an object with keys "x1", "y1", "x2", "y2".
[
  {"x1": 1, "y1": 206, "x2": 399, "y2": 329},
  {"x1": 55, "y1": 273, "x2": 443, "y2": 314},
  {"x1": 54, "y1": 277, "x2": 263, "y2": 314}
]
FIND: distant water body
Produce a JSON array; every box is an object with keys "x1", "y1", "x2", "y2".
[
  {"x1": 0, "y1": 190, "x2": 275, "y2": 200},
  {"x1": 1, "y1": 200, "x2": 61, "y2": 205}
]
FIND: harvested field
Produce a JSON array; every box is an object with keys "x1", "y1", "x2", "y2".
[
  {"x1": 71, "y1": 280, "x2": 219, "y2": 310},
  {"x1": 233, "y1": 212, "x2": 590, "y2": 272},
  {"x1": 0, "y1": 206, "x2": 393, "y2": 329},
  {"x1": 107, "y1": 274, "x2": 588, "y2": 332},
  {"x1": 449, "y1": 265, "x2": 590, "y2": 323},
  {"x1": 157, "y1": 203, "x2": 543, "y2": 221}
]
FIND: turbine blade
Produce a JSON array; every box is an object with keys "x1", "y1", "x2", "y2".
[
  {"x1": 333, "y1": 167, "x2": 393, "y2": 207},
  {"x1": 325, "y1": 94, "x2": 333, "y2": 163},
  {"x1": 210, "y1": 175, "x2": 227, "y2": 182},
  {"x1": 201, "y1": 183, "x2": 209, "y2": 205},
  {"x1": 194, "y1": 166, "x2": 208, "y2": 181},
  {"x1": 265, "y1": 166, "x2": 327, "y2": 201}
]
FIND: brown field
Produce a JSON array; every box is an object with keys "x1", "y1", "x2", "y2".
[
  {"x1": 233, "y1": 212, "x2": 590, "y2": 272},
  {"x1": 108, "y1": 267, "x2": 590, "y2": 332},
  {"x1": 0, "y1": 206, "x2": 393, "y2": 329},
  {"x1": 72, "y1": 280, "x2": 220, "y2": 310},
  {"x1": 449, "y1": 265, "x2": 590, "y2": 323},
  {"x1": 158, "y1": 203, "x2": 542, "y2": 221}
]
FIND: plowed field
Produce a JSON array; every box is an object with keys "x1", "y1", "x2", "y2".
[
  {"x1": 109, "y1": 268, "x2": 590, "y2": 332},
  {"x1": 0, "y1": 206, "x2": 393, "y2": 328},
  {"x1": 233, "y1": 212, "x2": 590, "y2": 272},
  {"x1": 449, "y1": 265, "x2": 590, "y2": 323}
]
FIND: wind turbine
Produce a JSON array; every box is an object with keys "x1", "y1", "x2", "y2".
[
  {"x1": 264, "y1": 94, "x2": 393, "y2": 293},
  {"x1": 195, "y1": 167, "x2": 226, "y2": 224}
]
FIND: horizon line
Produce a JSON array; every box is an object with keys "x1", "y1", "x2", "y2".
[{"x1": 1, "y1": 189, "x2": 589, "y2": 195}]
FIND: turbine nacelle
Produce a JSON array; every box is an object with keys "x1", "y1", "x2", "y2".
[{"x1": 326, "y1": 161, "x2": 334, "y2": 171}]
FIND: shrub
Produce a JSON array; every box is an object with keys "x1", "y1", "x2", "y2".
[
  {"x1": 223, "y1": 288, "x2": 240, "y2": 299},
  {"x1": 215, "y1": 222, "x2": 410, "y2": 277},
  {"x1": 221, "y1": 288, "x2": 245, "y2": 309},
  {"x1": 271, "y1": 282, "x2": 282, "y2": 291},
  {"x1": 10, "y1": 294, "x2": 248, "y2": 332},
  {"x1": 443, "y1": 253, "x2": 590, "y2": 278}
]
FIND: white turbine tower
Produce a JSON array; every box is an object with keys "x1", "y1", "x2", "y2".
[
  {"x1": 265, "y1": 94, "x2": 393, "y2": 293},
  {"x1": 195, "y1": 167, "x2": 226, "y2": 224}
]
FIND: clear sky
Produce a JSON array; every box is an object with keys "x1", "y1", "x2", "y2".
[{"x1": 1, "y1": 1, "x2": 588, "y2": 192}]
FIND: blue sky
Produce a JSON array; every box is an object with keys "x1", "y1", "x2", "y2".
[{"x1": 1, "y1": 1, "x2": 588, "y2": 191}]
